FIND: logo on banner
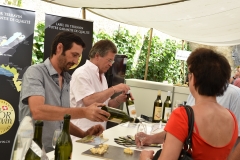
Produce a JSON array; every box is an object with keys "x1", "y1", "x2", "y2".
[
  {"x1": 70, "y1": 55, "x2": 82, "y2": 70},
  {"x1": 0, "y1": 99, "x2": 15, "y2": 135}
]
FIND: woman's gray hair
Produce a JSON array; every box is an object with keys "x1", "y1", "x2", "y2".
[{"x1": 89, "y1": 39, "x2": 117, "y2": 58}]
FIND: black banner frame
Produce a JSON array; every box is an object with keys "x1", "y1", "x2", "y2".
[{"x1": 0, "y1": 4, "x2": 35, "y2": 160}]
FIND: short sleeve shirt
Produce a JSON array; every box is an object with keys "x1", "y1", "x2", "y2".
[{"x1": 19, "y1": 58, "x2": 71, "y2": 152}]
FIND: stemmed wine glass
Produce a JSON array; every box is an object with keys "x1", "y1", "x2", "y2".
[
  {"x1": 52, "y1": 129, "x2": 61, "y2": 149},
  {"x1": 136, "y1": 122, "x2": 147, "y2": 149}
]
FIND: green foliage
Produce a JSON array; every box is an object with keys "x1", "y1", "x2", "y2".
[
  {"x1": 6, "y1": 0, "x2": 22, "y2": 7},
  {"x1": 112, "y1": 28, "x2": 142, "y2": 78},
  {"x1": 93, "y1": 31, "x2": 113, "y2": 43},
  {"x1": 32, "y1": 24, "x2": 190, "y2": 84},
  {"x1": 93, "y1": 28, "x2": 190, "y2": 84},
  {"x1": 32, "y1": 22, "x2": 45, "y2": 64}
]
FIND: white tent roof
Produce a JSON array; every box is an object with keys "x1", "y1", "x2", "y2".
[{"x1": 43, "y1": 0, "x2": 240, "y2": 46}]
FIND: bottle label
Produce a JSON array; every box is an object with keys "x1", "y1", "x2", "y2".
[
  {"x1": 29, "y1": 140, "x2": 42, "y2": 157},
  {"x1": 109, "y1": 118, "x2": 122, "y2": 124},
  {"x1": 128, "y1": 104, "x2": 137, "y2": 118},
  {"x1": 153, "y1": 106, "x2": 162, "y2": 120},
  {"x1": 163, "y1": 108, "x2": 171, "y2": 121}
]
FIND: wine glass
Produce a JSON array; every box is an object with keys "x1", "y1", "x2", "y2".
[
  {"x1": 136, "y1": 122, "x2": 147, "y2": 149},
  {"x1": 52, "y1": 129, "x2": 61, "y2": 149}
]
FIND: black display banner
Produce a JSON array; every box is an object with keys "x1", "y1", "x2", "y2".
[
  {"x1": 0, "y1": 5, "x2": 35, "y2": 160},
  {"x1": 44, "y1": 14, "x2": 93, "y2": 74}
]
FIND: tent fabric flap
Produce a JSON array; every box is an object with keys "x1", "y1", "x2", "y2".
[{"x1": 42, "y1": 0, "x2": 240, "y2": 46}]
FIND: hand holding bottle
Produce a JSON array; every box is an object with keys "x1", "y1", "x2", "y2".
[
  {"x1": 84, "y1": 124, "x2": 104, "y2": 137},
  {"x1": 127, "y1": 91, "x2": 134, "y2": 100},
  {"x1": 112, "y1": 83, "x2": 130, "y2": 94},
  {"x1": 115, "y1": 92, "x2": 127, "y2": 103},
  {"x1": 84, "y1": 103, "x2": 110, "y2": 122},
  {"x1": 101, "y1": 106, "x2": 135, "y2": 123}
]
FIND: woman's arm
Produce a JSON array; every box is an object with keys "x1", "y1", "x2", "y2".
[{"x1": 159, "y1": 132, "x2": 183, "y2": 160}]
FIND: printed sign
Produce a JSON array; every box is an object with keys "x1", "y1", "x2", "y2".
[
  {"x1": 44, "y1": 14, "x2": 93, "y2": 75},
  {"x1": 175, "y1": 50, "x2": 191, "y2": 61},
  {"x1": 0, "y1": 5, "x2": 35, "y2": 159}
]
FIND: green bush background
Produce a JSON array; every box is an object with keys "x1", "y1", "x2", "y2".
[{"x1": 32, "y1": 23, "x2": 190, "y2": 84}]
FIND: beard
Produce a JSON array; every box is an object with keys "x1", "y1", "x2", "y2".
[{"x1": 58, "y1": 52, "x2": 75, "y2": 72}]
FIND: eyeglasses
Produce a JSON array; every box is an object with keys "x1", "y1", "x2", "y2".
[
  {"x1": 107, "y1": 58, "x2": 115, "y2": 65},
  {"x1": 98, "y1": 53, "x2": 115, "y2": 65}
]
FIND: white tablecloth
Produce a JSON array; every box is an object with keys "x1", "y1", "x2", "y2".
[{"x1": 47, "y1": 122, "x2": 164, "y2": 160}]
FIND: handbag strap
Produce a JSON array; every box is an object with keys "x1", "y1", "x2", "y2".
[{"x1": 183, "y1": 105, "x2": 194, "y2": 152}]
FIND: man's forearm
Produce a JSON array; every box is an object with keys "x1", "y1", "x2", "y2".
[
  {"x1": 31, "y1": 104, "x2": 87, "y2": 121},
  {"x1": 108, "y1": 98, "x2": 120, "y2": 108},
  {"x1": 83, "y1": 88, "x2": 114, "y2": 106}
]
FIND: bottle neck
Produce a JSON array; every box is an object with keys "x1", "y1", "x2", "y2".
[
  {"x1": 33, "y1": 126, "x2": 43, "y2": 148},
  {"x1": 62, "y1": 118, "x2": 70, "y2": 134},
  {"x1": 166, "y1": 96, "x2": 170, "y2": 101},
  {"x1": 157, "y1": 95, "x2": 161, "y2": 99}
]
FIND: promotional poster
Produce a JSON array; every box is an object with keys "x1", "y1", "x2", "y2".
[
  {"x1": 0, "y1": 5, "x2": 35, "y2": 159},
  {"x1": 44, "y1": 14, "x2": 93, "y2": 74}
]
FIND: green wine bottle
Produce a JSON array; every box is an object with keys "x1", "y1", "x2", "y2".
[
  {"x1": 25, "y1": 121, "x2": 43, "y2": 160},
  {"x1": 152, "y1": 90, "x2": 162, "y2": 123},
  {"x1": 101, "y1": 106, "x2": 137, "y2": 124},
  {"x1": 125, "y1": 90, "x2": 137, "y2": 118},
  {"x1": 55, "y1": 114, "x2": 72, "y2": 160},
  {"x1": 162, "y1": 91, "x2": 172, "y2": 123}
]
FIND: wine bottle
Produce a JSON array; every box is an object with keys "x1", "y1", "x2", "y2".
[
  {"x1": 55, "y1": 114, "x2": 72, "y2": 160},
  {"x1": 25, "y1": 121, "x2": 43, "y2": 160},
  {"x1": 101, "y1": 106, "x2": 139, "y2": 124},
  {"x1": 152, "y1": 90, "x2": 162, "y2": 123},
  {"x1": 162, "y1": 91, "x2": 172, "y2": 123},
  {"x1": 125, "y1": 90, "x2": 137, "y2": 118}
]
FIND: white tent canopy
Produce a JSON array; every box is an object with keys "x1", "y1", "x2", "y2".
[{"x1": 43, "y1": 0, "x2": 240, "y2": 46}]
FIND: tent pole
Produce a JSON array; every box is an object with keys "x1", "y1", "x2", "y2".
[
  {"x1": 144, "y1": 28, "x2": 153, "y2": 80},
  {"x1": 182, "y1": 40, "x2": 185, "y2": 84},
  {"x1": 82, "y1": 7, "x2": 86, "y2": 19}
]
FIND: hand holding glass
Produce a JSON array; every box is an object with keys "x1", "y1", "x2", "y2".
[{"x1": 136, "y1": 123, "x2": 147, "y2": 149}]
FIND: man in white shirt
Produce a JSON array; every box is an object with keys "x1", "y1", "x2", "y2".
[{"x1": 70, "y1": 40, "x2": 131, "y2": 141}]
